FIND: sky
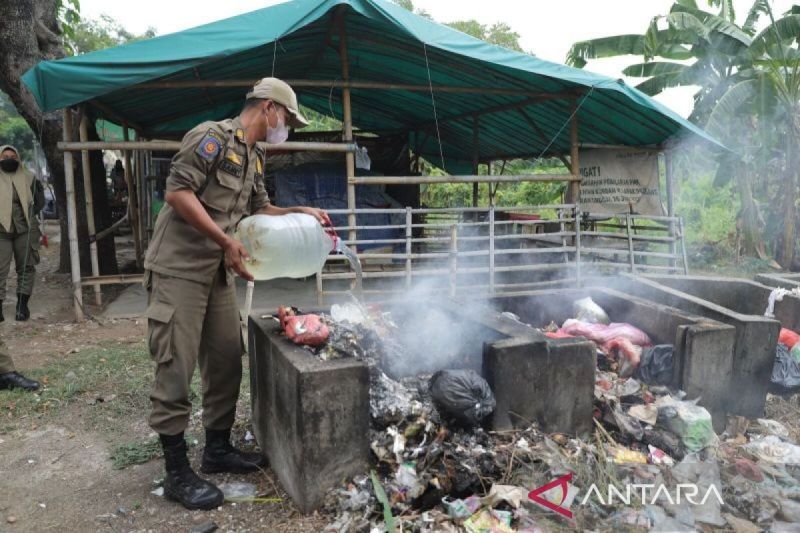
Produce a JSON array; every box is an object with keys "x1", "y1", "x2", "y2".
[{"x1": 79, "y1": 0, "x2": 796, "y2": 118}]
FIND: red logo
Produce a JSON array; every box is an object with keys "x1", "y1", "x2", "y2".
[{"x1": 528, "y1": 473, "x2": 574, "y2": 519}]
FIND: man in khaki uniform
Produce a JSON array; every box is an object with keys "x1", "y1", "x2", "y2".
[
  {"x1": 144, "y1": 78, "x2": 328, "y2": 510},
  {"x1": 0, "y1": 145, "x2": 44, "y2": 322}
]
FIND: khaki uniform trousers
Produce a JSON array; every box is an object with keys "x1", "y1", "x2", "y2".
[
  {"x1": 145, "y1": 266, "x2": 243, "y2": 436},
  {"x1": 0, "y1": 337, "x2": 14, "y2": 374},
  {"x1": 0, "y1": 230, "x2": 37, "y2": 300}
]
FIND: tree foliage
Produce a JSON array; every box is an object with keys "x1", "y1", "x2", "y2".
[{"x1": 568, "y1": 1, "x2": 800, "y2": 267}]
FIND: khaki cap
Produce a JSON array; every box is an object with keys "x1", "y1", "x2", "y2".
[{"x1": 246, "y1": 77, "x2": 309, "y2": 129}]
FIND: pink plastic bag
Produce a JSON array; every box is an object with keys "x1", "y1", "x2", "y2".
[
  {"x1": 602, "y1": 337, "x2": 642, "y2": 377},
  {"x1": 561, "y1": 319, "x2": 652, "y2": 346}
]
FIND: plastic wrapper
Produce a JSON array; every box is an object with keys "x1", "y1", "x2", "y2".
[
  {"x1": 573, "y1": 296, "x2": 610, "y2": 324},
  {"x1": 656, "y1": 397, "x2": 717, "y2": 452},
  {"x1": 636, "y1": 344, "x2": 675, "y2": 385},
  {"x1": 778, "y1": 328, "x2": 800, "y2": 348},
  {"x1": 279, "y1": 306, "x2": 330, "y2": 346},
  {"x1": 602, "y1": 337, "x2": 642, "y2": 377},
  {"x1": 561, "y1": 319, "x2": 652, "y2": 346},
  {"x1": 429, "y1": 369, "x2": 496, "y2": 427},
  {"x1": 745, "y1": 435, "x2": 800, "y2": 464},
  {"x1": 770, "y1": 343, "x2": 800, "y2": 395}
]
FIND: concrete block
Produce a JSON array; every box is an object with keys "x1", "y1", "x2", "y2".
[
  {"x1": 483, "y1": 336, "x2": 595, "y2": 437},
  {"x1": 249, "y1": 315, "x2": 370, "y2": 513},
  {"x1": 619, "y1": 275, "x2": 780, "y2": 419}
]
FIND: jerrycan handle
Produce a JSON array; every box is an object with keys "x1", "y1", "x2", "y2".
[{"x1": 323, "y1": 223, "x2": 342, "y2": 253}]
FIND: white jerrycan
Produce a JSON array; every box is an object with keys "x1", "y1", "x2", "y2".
[{"x1": 235, "y1": 213, "x2": 337, "y2": 280}]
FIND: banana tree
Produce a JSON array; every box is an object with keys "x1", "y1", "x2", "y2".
[{"x1": 567, "y1": 0, "x2": 800, "y2": 265}]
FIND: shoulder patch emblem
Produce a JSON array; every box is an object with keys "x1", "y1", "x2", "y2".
[{"x1": 195, "y1": 129, "x2": 224, "y2": 161}]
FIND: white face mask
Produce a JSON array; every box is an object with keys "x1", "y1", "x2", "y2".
[{"x1": 265, "y1": 107, "x2": 289, "y2": 145}]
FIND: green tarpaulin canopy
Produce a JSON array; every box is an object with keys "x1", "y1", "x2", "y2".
[{"x1": 22, "y1": 0, "x2": 722, "y2": 172}]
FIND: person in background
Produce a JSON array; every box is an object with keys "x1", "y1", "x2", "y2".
[
  {"x1": 0, "y1": 335, "x2": 39, "y2": 391},
  {"x1": 111, "y1": 159, "x2": 127, "y2": 202},
  {"x1": 0, "y1": 145, "x2": 43, "y2": 322}
]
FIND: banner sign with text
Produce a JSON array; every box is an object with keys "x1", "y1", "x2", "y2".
[{"x1": 578, "y1": 149, "x2": 664, "y2": 216}]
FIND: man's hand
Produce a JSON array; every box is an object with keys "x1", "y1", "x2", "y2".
[
  {"x1": 223, "y1": 237, "x2": 254, "y2": 281},
  {"x1": 296, "y1": 206, "x2": 331, "y2": 226}
]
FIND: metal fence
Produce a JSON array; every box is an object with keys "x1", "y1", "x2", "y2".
[{"x1": 317, "y1": 206, "x2": 687, "y2": 303}]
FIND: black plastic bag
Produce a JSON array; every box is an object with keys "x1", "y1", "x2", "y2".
[
  {"x1": 429, "y1": 369, "x2": 496, "y2": 427},
  {"x1": 769, "y1": 343, "x2": 800, "y2": 395},
  {"x1": 636, "y1": 344, "x2": 675, "y2": 385}
]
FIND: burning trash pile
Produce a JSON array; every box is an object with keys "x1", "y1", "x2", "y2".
[{"x1": 275, "y1": 299, "x2": 800, "y2": 531}]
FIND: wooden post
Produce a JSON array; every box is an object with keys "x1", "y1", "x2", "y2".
[
  {"x1": 123, "y1": 125, "x2": 143, "y2": 268},
  {"x1": 665, "y1": 151, "x2": 676, "y2": 268},
  {"x1": 78, "y1": 113, "x2": 102, "y2": 306},
  {"x1": 575, "y1": 205, "x2": 582, "y2": 284},
  {"x1": 472, "y1": 115, "x2": 479, "y2": 207},
  {"x1": 488, "y1": 206, "x2": 495, "y2": 294},
  {"x1": 62, "y1": 109, "x2": 84, "y2": 321},
  {"x1": 338, "y1": 9, "x2": 357, "y2": 245},
  {"x1": 569, "y1": 100, "x2": 580, "y2": 204},
  {"x1": 449, "y1": 224, "x2": 458, "y2": 298},
  {"x1": 626, "y1": 214, "x2": 636, "y2": 273},
  {"x1": 405, "y1": 207, "x2": 412, "y2": 288}
]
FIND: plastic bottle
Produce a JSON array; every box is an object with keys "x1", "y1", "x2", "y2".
[{"x1": 234, "y1": 213, "x2": 336, "y2": 280}]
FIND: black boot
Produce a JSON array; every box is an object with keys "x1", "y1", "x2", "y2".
[
  {"x1": 160, "y1": 434, "x2": 224, "y2": 511},
  {"x1": 201, "y1": 428, "x2": 267, "y2": 474},
  {"x1": 0, "y1": 371, "x2": 40, "y2": 391},
  {"x1": 15, "y1": 293, "x2": 29, "y2": 322}
]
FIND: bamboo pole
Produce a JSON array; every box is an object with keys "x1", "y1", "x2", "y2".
[
  {"x1": 665, "y1": 151, "x2": 677, "y2": 268},
  {"x1": 569, "y1": 100, "x2": 580, "y2": 203},
  {"x1": 348, "y1": 174, "x2": 578, "y2": 185},
  {"x1": 338, "y1": 8, "x2": 357, "y2": 245},
  {"x1": 472, "y1": 115, "x2": 479, "y2": 207},
  {"x1": 449, "y1": 224, "x2": 458, "y2": 298},
  {"x1": 78, "y1": 113, "x2": 102, "y2": 306},
  {"x1": 405, "y1": 207, "x2": 412, "y2": 289},
  {"x1": 132, "y1": 78, "x2": 574, "y2": 98},
  {"x1": 626, "y1": 214, "x2": 636, "y2": 273},
  {"x1": 58, "y1": 140, "x2": 358, "y2": 153},
  {"x1": 62, "y1": 109, "x2": 84, "y2": 321},
  {"x1": 123, "y1": 125, "x2": 143, "y2": 268},
  {"x1": 488, "y1": 207, "x2": 495, "y2": 294}
]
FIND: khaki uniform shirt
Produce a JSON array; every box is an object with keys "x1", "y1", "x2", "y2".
[{"x1": 144, "y1": 116, "x2": 270, "y2": 284}]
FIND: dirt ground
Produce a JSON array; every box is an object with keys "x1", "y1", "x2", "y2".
[{"x1": 0, "y1": 224, "x2": 329, "y2": 532}]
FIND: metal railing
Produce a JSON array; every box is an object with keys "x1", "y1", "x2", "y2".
[{"x1": 316, "y1": 206, "x2": 687, "y2": 303}]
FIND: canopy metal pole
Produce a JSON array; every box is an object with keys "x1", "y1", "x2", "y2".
[
  {"x1": 123, "y1": 125, "x2": 143, "y2": 268},
  {"x1": 338, "y1": 9, "x2": 357, "y2": 245},
  {"x1": 472, "y1": 115, "x2": 479, "y2": 207},
  {"x1": 78, "y1": 112, "x2": 102, "y2": 306},
  {"x1": 62, "y1": 109, "x2": 84, "y2": 321},
  {"x1": 569, "y1": 100, "x2": 580, "y2": 203}
]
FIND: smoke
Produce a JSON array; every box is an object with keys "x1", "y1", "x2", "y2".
[{"x1": 369, "y1": 280, "x2": 505, "y2": 379}]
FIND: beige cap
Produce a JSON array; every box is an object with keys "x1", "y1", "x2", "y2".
[{"x1": 246, "y1": 77, "x2": 309, "y2": 129}]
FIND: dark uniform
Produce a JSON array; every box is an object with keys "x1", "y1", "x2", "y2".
[{"x1": 0, "y1": 145, "x2": 43, "y2": 320}]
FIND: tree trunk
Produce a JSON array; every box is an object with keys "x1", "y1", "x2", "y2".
[
  {"x1": 779, "y1": 135, "x2": 797, "y2": 268},
  {"x1": 734, "y1": 168, "x2": 767, "y2": 259},
  {"x1": 0, "y1": 0, "x2": 118, "y2": 276}
]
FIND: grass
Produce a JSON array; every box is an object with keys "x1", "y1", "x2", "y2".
[
  {"x1": 111, "y1": 436, "x2": 162, "y2": 469},
  {"x1": 1, "y1": 337, "x2": 254, "y2": 471},
  {"x1": 0, "y1": 341, "x2": 153, "y2": 432}
]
